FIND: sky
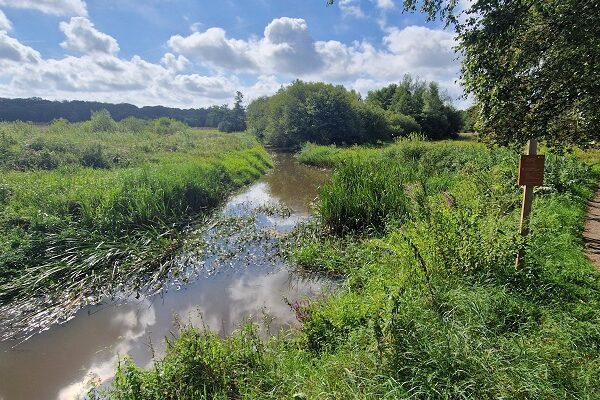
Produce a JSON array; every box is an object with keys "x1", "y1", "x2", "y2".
[{"x1": 0, "y1": 0, "x2": 467, "y2": 109}]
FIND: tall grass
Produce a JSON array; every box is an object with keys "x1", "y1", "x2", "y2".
[
  {"x1": 0, "y1": 119, "x2": 271, "y2": 335},
  {"x1": 106, "y1": 138, "x2": 600, "y2": 399}
]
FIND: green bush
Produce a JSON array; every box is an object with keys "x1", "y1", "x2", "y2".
[{"x1": 89, "y1": 109, "x2": 118, "y2": 133}]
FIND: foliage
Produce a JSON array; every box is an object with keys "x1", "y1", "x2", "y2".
[
  {"x1": 247, "y1": 81, "x2": 366, "y2": 148},
  {"x1": 205, "y1": 92, "x2": 248, "y2": 133},
  {"x1": 366, "y1": 76, "x2": 462, "y2": 139},
  {"x1": 248, "y1": 78, "x2": 462, "y2": 148},
  {"x1": 401, "y1": 0, "x2": 599, "y2": 149},
  {"x1": 89, "y1": 109, "x2": 118, "y2": 133},
  {"x1": 217, "y1": 91, "x2": 247, "y2": 133}
]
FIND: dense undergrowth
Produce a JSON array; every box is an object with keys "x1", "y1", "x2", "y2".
[
  {"x1": 0, "y1": 118, "x2": 271, "y2": 334},
  {"x1": 107, "y1": 138, "x2": 600, "y2": 399}
]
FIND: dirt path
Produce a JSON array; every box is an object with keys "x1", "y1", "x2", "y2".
[{"x1": 584, "y1": 186, "x2": 600, "y2": 270}]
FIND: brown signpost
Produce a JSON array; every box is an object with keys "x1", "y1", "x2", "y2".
[
  {"x1": 516, "y1": 139, "x2": 544, "y2": 267},
  {"x1": 518, "y1": 155, "x2": 545, "y2": 187}
]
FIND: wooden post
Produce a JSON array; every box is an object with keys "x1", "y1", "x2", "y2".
[{"x1": 516, "y1": 139, "x2": 540, "y2": 267}]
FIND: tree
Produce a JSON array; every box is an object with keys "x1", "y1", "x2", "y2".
[
  {"x1": 217, "y1": 91, "x2": 247, "y2": 133},
  {"x1": 400, "y1": 0, "x2": 599, "y2": 148},
  {"x1": 367, "y1": 76, "x2": 461, "y2": 139},
  {"x1": 89, "y1": 109, "x2": 117, "y2": 133},
  {"x1": 246, "y1": 81, "x2": 368, "y2": 148}
]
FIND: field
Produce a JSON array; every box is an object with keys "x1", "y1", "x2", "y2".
[
  {"x1": 105, "y1": 138, "x2": 600, "y2": 399},
  {"x1": 0, "y1": 116, "x2": 271, "y2": 333}
]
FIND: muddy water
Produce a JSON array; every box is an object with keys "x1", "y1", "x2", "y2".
[{"x1": 0, "y1": 153, "x2": 330, "y2": 400}]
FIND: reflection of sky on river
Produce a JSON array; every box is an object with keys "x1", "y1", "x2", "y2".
[{"x1": 0, "y1": 153, "x2": 331, "y2": 400}]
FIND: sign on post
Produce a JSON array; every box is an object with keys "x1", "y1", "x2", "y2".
[
  {"x1": 518, "y1": 155, "x2": 545, "y2": 186},
  {"x1": 516, "y1": 139, "x2": 544, "y2": 267}
]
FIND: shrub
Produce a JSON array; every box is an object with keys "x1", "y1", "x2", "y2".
[{"x1": 89, "y1": 109, "x2": 117, "y2": 133}]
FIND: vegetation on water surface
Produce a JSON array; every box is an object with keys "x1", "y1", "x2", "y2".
[
  {"x1": 0, "y1": 116, "x2": 271, "y2": 335},
  {"x1": 246, "y1": 78, "x2": 463, "y2": 149},
  {"x1": 105, "y1": 138, "x2": 600, "y2": 399}
]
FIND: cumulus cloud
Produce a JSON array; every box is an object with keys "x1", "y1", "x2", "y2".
[
  {"x1": 169, "y1": 17, "x2": 322, "y2": 75},
  {"x1": 0, "y1": 30, "x2": 41, "y2": 63},
  {"x1": 168, "y1": 27, "x2": 255, "y2": 71},
  {"x1": 0, "y1": 9, "x2": 12, "y2": 31},
  {"x1": 167, "y1": 18, "x2": 461, "y2": 99},
  {"x1": 383, "y1": 26, "x2": 456, "y2": 70},
  {"x1": 261, "y1": 17, "x2": 323, "y2": 74},
  {"x1": 60, "y1": 17, "x2": 119, "y2": 54},
  {"x1": 0, "y1": 15, "x2": 464, "y2": 109},
  {"x1": 160, "y1": 52, "x2": 189, "y2": 72},
  {"x1": 0, "y1": 0, "x2": 87, "y2": 17},
  {"x1": 1, "y1": 53, "x2": 239, "y2": 106}
]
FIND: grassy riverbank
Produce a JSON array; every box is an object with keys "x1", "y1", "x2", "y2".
[
  {"x1": 107, "y1": 138, "x2": 600, "y2": 399},
  {"x1": 0, "y1": 118, "x2": 271, "y2": 333}
]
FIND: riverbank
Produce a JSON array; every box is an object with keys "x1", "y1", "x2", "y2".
[
  {"x1": 106, "y1": 138, "x2": 600, "y2": 399},
  {"x1": 0, "y1": 119, "x2": 272, "y2": 339},
  {"x1": 0, "y1": 153, "x2": 332, "y2": 399}
]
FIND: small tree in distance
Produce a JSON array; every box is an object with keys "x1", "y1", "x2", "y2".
[{"x1": 218, "y1": 91, "x2": 247, "y2": 133}]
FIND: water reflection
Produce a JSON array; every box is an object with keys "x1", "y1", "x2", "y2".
[{"x1": 0, "y1": 153, "x2": 331, "y2": 400}]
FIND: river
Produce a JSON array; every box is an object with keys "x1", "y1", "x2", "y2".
[{"x1": 0, "y1": 153, "x2": 331, "y2": 399}]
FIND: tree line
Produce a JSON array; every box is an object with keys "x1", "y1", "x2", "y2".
[
  {"x1": 1, "y1": 78, "x2": 467, "y2": 145},
  {"x1": 246, "y1": 77, "x2": 464, "y2": 148}
]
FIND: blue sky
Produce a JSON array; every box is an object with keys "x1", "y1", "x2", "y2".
[{"x1": 0, "y1": 0, "x2": 466, "y2": 108}]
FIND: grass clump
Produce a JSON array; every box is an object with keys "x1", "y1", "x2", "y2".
[
  {"x1": 106, "y1": 138, "x2": 600, "y2": 399},
  {"x1": 0, "y1": 119, "x2": 271, "y2": 335}
]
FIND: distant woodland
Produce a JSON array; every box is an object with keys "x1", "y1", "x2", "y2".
[{"x1": 0, "y1": 98, "x2": 215, "y2": 127}]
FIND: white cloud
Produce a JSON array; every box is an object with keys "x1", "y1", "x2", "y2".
[
  {"x1": 0, "y1": 16, "x2": 465, "y2": 109},
  {"x1": 338, "y1": 0, "x2": 365, "y2": 18},
  {"x1": 60, "y1": 17, "x2": 119, "y2": 55},
  {"x1": 0, "y1": 0, "x2": 87, "y2": 17},
  {"x1": 261, "y1": 17, "x2": 323, "y2": 74},
  {"x1": 169, "y1": 18, "x2": 322, "y2": 75},
  {"x1": 168, "y1": 27, "x2": 256, "y2": 72},
  {"x1": 168, "y1": 18, "x2": 462, "y2": 101},
  {"x1": 0, "y1": 30, "x2": 40, "y2": 63},
  {"x1": 1, "y1": 53, "x2": 238, "y2": 106},
  {"x1": 161, "y1": 52, "x2": 189, "y2": 72},
  {"x1": 0, "y1": 9, "x2": 12, "y2": 31},
  {"x1": 375, "y1": 0, "x2": 395, "y2": 10},
  {"x1": 383, "y1": 26, "x2": 456, "y2": 70}
]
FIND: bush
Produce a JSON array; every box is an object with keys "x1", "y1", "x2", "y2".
[
  {"x1": 89, "y1": 109, "x2": 117, "y2": 133},
  {"x1": 152, "y1": 117, "x2": 187, "y2": 135},
  {"x1": 80, "y1": 144, "x2": 109, "y2": 169}
]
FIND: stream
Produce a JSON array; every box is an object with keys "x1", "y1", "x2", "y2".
[{"x1": 0, "y1": 153, "x2": 331, "y2": 400}]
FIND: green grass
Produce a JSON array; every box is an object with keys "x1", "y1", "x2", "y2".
[
  {"x1": 105, "y1": 138, "x2": 600, "y2": 399},
  {"x1": 0, "y1": 119, "x2": 271, "y2": 331}
]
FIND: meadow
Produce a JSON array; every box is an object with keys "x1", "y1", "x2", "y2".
[
  {"x1": 106, "y1": 138, "x2": 600, "y2": 399},
  {"x1": 0, "y1": 114, "x2": 271, "y2": 333}
]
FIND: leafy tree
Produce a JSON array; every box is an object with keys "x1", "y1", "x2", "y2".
[
  {"x1": 205, "y1": 105, "x2": 229, "y2": 128},
  {"x1": 367, "y1": 77, "x2": 461, "y2": 139},
  {"x1": 217, "y1": 92, "x2": 247, "y2": 133},
  {"x1": 400, "y1": 0, "x2": 599, "y2": 148},
  {"x1": 246, "y1": 97, "x2": 271, "y2": 140},
  {"x1": 385, "y1": 110, "x2": 421, "y2": 138},
  {"x1": 247, "y1": 81, "x2": 368, "y2": 148},
  {"x1": 89, "y1": 109, "x2": 117, "y2": 133}
]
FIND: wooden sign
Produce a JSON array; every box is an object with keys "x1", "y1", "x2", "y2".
[{"x1": 518, "y1": 155, "x2": 545, "y2": 186}]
